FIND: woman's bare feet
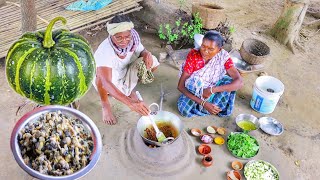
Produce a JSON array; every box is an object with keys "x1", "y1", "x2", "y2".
[{"x1": 102, "y1": 106, "x2": 117, "y2": 125}]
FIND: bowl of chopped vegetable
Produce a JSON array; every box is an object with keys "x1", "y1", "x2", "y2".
[
  {"x1": 244, "y1": 160, "x2": 280, "y2": 180},
  {"x1": 226, "y1": 132, "x2": 259, "y2": 159}
]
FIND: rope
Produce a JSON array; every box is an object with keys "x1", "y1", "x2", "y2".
[{"x1": 136, "y1": 60, "x2": 154, "y2": 84}]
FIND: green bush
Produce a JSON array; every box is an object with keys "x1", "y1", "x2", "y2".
[{"x1": 158, "y1": 12, "x2": 205, "y2": 49}]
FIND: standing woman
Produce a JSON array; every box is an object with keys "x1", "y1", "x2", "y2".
[{"x1": 177, "y1": 31, "x2": 243, "y2": 117}]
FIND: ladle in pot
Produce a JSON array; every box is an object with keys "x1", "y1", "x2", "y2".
[{"x1": 136, "y1": 91, "x2": 174, "y2": 144}]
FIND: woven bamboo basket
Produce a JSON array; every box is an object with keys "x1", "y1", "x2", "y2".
[
  {"x1": 239, "y1": 39, "x2": 270, "y2": 65},
  {"x1": 192, "y1": 3, "x2": 226, "y2": 29}
]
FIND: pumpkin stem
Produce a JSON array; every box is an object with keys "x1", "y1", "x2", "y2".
[{"x1": 43, "y1": 17, "x2": 67, "y2": 48}]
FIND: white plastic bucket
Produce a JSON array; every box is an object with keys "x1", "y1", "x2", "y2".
[{"x1": 250, "y1": 76, "x2": 284, "y2": 114}]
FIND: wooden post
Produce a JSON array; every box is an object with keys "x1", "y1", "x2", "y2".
[
  {"x1": 0, "y1": 0, "x2": 6, "y2": 7},
  {"x1": 20, "y1": 0, "x2": 37, "y2": 33},
  {"x1": 269, "y1": 0, "x2": 309, "y2": 53}
]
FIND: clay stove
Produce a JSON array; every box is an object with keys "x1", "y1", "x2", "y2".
[{"x1": 119, "y1": 127, "x2": 196, "y2": 177}]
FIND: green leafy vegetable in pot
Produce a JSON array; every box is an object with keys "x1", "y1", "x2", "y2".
[{"x1": 227, "y1": 132, "x2": 259, "y2": 158}]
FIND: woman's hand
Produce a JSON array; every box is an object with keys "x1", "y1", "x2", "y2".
[
  {"x1": 128, "y1": 99, "x2": 150, "y2": 116},
  {"x1": 142, "y1": 51, "x2": 153, "y2": 69},
  {"x1": 202, "y1": 87, "x2": 212, "y2": 99},
  {"x1": 203, "y1": 102, "x2": 221, "y2": 115}
]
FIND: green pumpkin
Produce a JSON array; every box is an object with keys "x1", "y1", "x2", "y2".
[{"x1": 6, "y1": 17, "x2": 96, "y2": 105}]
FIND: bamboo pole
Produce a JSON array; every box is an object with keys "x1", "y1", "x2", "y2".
[{"x1": 20, "y1": 0, "x2": 37, "y2": 33}]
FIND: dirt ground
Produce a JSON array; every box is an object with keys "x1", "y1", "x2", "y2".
[{"x1": 1, "y1": 0, "x2": 320, "y2": 179}]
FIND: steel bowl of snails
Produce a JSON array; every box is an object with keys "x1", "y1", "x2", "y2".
[{"x1": 10, "y1": 105, "x2": 102, "y2": 180}]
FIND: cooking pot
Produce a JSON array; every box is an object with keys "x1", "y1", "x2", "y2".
[{"x1": 136, "y1": 103, "x2": 183, "y2": 147}]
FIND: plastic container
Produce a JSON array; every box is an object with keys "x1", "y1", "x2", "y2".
[{"x1": 250, "y1": 76, "x2": 284, "y2": 114}]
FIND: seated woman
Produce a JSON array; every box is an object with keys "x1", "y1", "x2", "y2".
[
  {"x1": 177, "y1": 31, "x2": 243, "y2": 117},
  {"x1": 94, "y1": 15, "x2": 160, "y2": 125}
]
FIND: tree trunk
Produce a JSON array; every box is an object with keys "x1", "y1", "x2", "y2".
[
  {"x1": 0, "y1": 0, "x2": 6, "y2": 7},
  {"x1": 269, "y1": 0, "x2": 309, "y2": 53},
  {"x1": 21, "y1": 0, "x2": 37, "y2": 33}
]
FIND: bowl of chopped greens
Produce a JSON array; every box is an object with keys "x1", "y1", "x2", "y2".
[
  {"x1": 227, "y1": 132, "x2": 259, "y2": 159},
  {"x1": 244, "y1": 160, "x2": 280, "y2": 180}
]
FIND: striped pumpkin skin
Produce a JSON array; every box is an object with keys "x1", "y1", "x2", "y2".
[{"x1": 5, "y1": 17, "x2": 95, "y2": 105}]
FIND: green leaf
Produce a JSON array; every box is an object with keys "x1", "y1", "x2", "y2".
[
  {"x1": 165, "y1": 24, "x2": 171, "y2": 31},
  {"x1": 229, "y1": 26, "x2": 236, "y2": 34},
  {"x1": 175, "y1": 18, "x2": 181, "y2": 27},
  {"x1": 159, "y1": 34, "x2": 166, "y2": 40}
]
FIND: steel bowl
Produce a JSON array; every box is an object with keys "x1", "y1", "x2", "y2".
[
  {"x1": 244, "y1": 160, "x2": 280, "y2": 180},
  {"x1": 226, "y1": 132, "x2": 259, "y2": 160},
  {"x1": 10, "y1": 105, "x2": 102, "y2": 180},
  {"x1": 259, "y1": 117, "x2": 284, "y2": 136},
  {"x1": 137, "y1": 110, "x2": 183, "y2": 147},
  {"x1": 235, "y1": 114, "x2": 260, "y2": 132}
]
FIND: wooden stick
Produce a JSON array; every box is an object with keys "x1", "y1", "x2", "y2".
[
  {"x1": 305, "y1": 19, "x2": 320, "y2": 26},
  {"x1": 20, "y1": 0, "x2": 37, "y2": 33}
]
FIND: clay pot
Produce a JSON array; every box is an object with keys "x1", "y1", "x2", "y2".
[
  {"x1": 191, "y1": 128, "x2": 202, "y2": 137},
  {"x1": 202, "y1": 154, "x2": 213, "y2": 167},
  {"x1": 231, "y1": 161, "x2": 243, "y2": 171},
  {"x1": 227, "y1": 170, "x2": 242, "y2": 180},
  {"x1": 200, "y1": 134, "x2": 214, "y2": 144},
  {"x1": 217, "y1": 127, "x2": 227, "y2": 135},
  {"x1": 198, "y1": 144, "x2": 211, "y2": 155},
  {"x1": 214, "y1": 136, "x2": 225, "y2": 145},
  {"x1": 206, "y1": 126, "x2": 216, "y2": 134},
  {"x1": 192, "y1": 3, "x2": 226, "y2": 29}
]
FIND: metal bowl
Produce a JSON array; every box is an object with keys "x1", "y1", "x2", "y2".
[
  {"x1": 244, "y1": 160, "x2": 280, "y2": 180},
  {"x1": 226, "y1": 132, "x2": 259, "y2": 160},
  {"x1": 259, "y1": 117, "x2": 284, "y2": 136},
  {"x1": 235, "y1": 114, "x2": 260, "y2": 132},
  {"x1": 10, "y1": 105, "x2": 102, "y2": 180},
  {"x1": 137, "y1": 110, "x2": 183, "y2": 147}
]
